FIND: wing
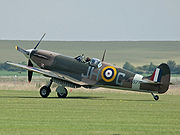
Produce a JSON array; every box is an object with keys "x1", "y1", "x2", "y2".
[
  {"x1": 6, "y1": 61, "x2": 60, "y2": 78},
  {"x1": 6, "y1": 61, "x2": 84, "y2": 87}
]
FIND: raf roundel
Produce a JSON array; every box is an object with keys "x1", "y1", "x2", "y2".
[{"x1": 101, "y1": 66, "x2": 117, "y2": 82}]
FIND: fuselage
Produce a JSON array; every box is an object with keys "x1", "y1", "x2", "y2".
[{"x1": 29, "y1": 49, "x2": 161, "y2": 93}]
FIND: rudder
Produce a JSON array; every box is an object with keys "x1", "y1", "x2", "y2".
[{"x1": 150, "y1": 63, "x2": 170, "y2": 94}]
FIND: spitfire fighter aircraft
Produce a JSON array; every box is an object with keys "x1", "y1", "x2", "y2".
[{"x1": 7, "y1": 34, "x2": 170, "y2": 100}]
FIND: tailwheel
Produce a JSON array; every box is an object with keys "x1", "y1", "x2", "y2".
[
  {"x1": 151, "y1": 92, "x2": 159, "y2": 101},
  {"x1": 56, "y1": 86, "x2": 68, "y2": 98},
  {"x1": 40, "y1": 86, "x2": 51, "y2": 98},
  {"x1": 154, "y1": 95, "x2": 159, "y2": 101}
]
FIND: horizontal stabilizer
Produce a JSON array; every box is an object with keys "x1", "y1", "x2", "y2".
[{"x1": 140, "y1": 79, "x2": 162, "y2": 85}]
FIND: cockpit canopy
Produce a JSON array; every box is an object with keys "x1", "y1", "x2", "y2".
[
  {"x1": 89, "y1": 58, "x2": 102, "y2": 68},
  {"x1": 75, "y1": 54, "x2": 102, "y2": 68}
]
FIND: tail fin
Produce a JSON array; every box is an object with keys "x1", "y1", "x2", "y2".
[{"x1": 149, "y1": 63, "x2": 170, "y2": 93}]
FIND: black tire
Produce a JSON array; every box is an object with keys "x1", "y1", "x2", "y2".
[
  {"x1": 57, "y1": 88, "x2": 68, "y2": 98},
  {"x1": 154, "y1": 95, "x2": 159, "y2": 101},
  {"x1": 40, "y1": 86, "x2": 51, "y2": 98}
]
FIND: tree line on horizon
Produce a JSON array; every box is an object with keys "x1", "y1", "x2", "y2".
[
  {"x1": 0, "y1": 60, "x2": 179, "y2": 74},
  {"x1": 123, "y1": 60, "x2": 180, "y2": 74}
]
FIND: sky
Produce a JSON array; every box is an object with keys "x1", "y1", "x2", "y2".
[{"x1": 0, "y1": 0, "x2": 179, "y2": 41}]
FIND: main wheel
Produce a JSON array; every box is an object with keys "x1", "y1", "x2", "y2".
[
  {"x1": 57, "y1": 88, "x2": 68, "y2": 98},
  {"x1": 40, "y1": 86, "x2": 51, "y2": 98},
  {"x1": 154, "y1": 95, "x2": 159, "y2": 101}
]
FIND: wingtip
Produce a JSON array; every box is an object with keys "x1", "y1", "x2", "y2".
[{"x1": 5, "y1": 61, "x2": 11, "y2": 64}]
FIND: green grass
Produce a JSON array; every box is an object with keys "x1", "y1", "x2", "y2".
[{"x1": 0, "y1": 90, "x2": 180, "y2": 135}]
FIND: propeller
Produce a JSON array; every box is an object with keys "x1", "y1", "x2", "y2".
[
  {"x1": 102, "y1": 49, "x2": 106, "y2": 62},
  {"x1": 34, "y1": 33, "x2": 46, "y2": 49},
  {"x1": 16, "y1": 46, "x2": 29, "y2": 56},
  {"x1": 28, "y1": 60, "x2": 33, "y2": 82},
  {"x1": 28, "y1": 33, "x2": 46, "y2": 82},
  {"x1": 29, "y1": 33, "x2": 46, "y2": 82},
  {"x1": 16, "y1": 33, "x2": 46, "y2": 83}
]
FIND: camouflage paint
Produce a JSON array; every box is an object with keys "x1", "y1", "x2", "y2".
[{"x1": 29, "y1": 49, "x2": 170, "y2": 94}]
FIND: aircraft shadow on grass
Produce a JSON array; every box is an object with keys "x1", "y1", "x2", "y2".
[
  {"x1": 0, "y1": 95, "x2": 103, "y2": 100},
  {"x1": 0, "y1": 95, "x2": 153, "y2": 101}
]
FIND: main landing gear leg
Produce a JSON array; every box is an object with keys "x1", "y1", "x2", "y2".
[
  {"x1": 40, "y1": 79, "x2": 53, "y2": 98},
  {"x1": 151, "y1": 92, "x2": 159, "y2": 101}
]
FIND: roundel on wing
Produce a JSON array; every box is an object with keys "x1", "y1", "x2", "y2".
[{"x1": 101, "y1": 66, "x2": 117, "y2": 82}]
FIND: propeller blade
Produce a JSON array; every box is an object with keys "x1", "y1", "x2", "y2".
[
  {"x1": 28, "y1": 70, "x2": 33, "y2": 83},
  {"x1": 16, "y1": 46, "x2": 29, "y2": 55},
  {"x1": 34, "y1": 33, "x2": 46, "y2": 49},
  {"x1": 28, "y1": 60, "x2": 33, "y2": 83},
  {"x1": 102, "y1": 49, "x2": 106, "y2": 62},
  {"x1": 28, "y1": 59, "x2": 33, "y2": 67}
]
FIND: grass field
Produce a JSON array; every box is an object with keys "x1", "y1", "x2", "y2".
[
  {"x1": 0, "y1": 40, "x2": 180, "y2": 67},
  {"x1": 0, "y1": 90, "x2": 180, "y2": 135},
  {"x1": 0, "y1": 40, "x2": 180, "y2": 135}
]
